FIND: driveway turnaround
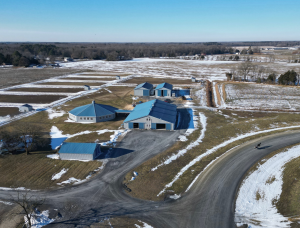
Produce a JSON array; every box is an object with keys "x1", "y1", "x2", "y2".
[{"x1": 1, "y1": 127, "x2": 300, "y2": 227}]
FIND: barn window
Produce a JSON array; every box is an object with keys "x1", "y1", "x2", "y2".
[
  {"x1": 80, "y1": 117, "x2": 82, "y2": 120},
  {"x1": 84, "y1": 117, "x2": 86, "y2": 120}
]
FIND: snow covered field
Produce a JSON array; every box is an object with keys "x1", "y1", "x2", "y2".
[
  {"x1": 235, "y1": 144, "x2": 300, "y2": 228},
  {"x1": 61, "y1": 58, "x2": 236, "y2": 81},
  {"x1": 225, "y1": 83, "x2": 300, "y2": 111}
]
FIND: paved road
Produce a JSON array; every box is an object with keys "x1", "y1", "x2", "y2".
[{"x1": 1, "y1": 125, "x2": 300, "y2": 227}]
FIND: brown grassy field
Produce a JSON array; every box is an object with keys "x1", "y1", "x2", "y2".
[
  {"x1": 0, "y1": 95, "x2": 67, "y2": 104},
  {"x1": 0, "y1": 107, "x2": 20, "y2": 116},
  {"x1": 123, "y1": 109, "x2": 300, "y2": 201},
  {"x1": 0, "y1": 86, "x2": 137, "y2": 190},
  {"x1": 38, "y1": 82, "x2": 105, "y2": 86},
  {"x1": 0, "y1": 68, "x2": 85, "y2": 89},
  {"x1": 0, "y1": 151, "x2": 102, "y2": 189},
  {"x1": 275, "y1": 144, "x2": 300, "y2": 224},
  {"x1": 8, "y1": 87, "x2": 84, "y2": 93},
  {"x1": 125, "y1": 77, "x2": 195, "y2": 85}
]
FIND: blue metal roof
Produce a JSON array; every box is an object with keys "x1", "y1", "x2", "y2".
[
  {"x1": 134, "y1": 82, "x2": 153, "y2": 90},
  {"x1": 155, "y1": 82, "x2": 173, "y2": 90},
  {"x1": 59, "y1": 142, "x2": 98, "y2": 154},
  {"x1": 115, "y1": 110, "x2": 132, "y2": 113},
  {"x1": 124, "y1": 99, "x2": 177, "y2": 124},
  {"x1": 69, "y1": 101, "x2": 118, "y2": 117}
]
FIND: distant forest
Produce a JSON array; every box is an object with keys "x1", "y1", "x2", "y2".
[{"x1": 0, "y1": 41, "x2": 299, "y2": 66}]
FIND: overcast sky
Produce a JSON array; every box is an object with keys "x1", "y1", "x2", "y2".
[{"x1": 0, "y1": 0, "x2": 299, "y2": 42}]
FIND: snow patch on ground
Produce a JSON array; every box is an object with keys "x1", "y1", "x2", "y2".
[
  {"x1": 194, "y1": 87, "x2": 207, "y2": 107},
  {"x1": 47, "y1": 154, "x2": 59, "y2": 160},
  {"x1": 24, "y1": 210, "x2": 54, "y2": 228},
  {"x1": 158, "y1": 124, "x2": 300, "y2": 196},
  {"x1": 0, "y1": 187, "x2": 30, "y2": 191},
  {"x1": 212, "y1": 81, "x2": 219, "y2": 107},
  {"x1": 169, "y1": 194, "x2": 181, "y2": 200},
  {"x1": 0, "y1": 115, "x2": 11, "y2": 123},
  {"x1": 235, "y1": 145, "x2": 300, "y2": 228},
  {"x1": 51, "y1": 168, "x2": 68, "y2": 180},
  {"x1": 135, "y1": 220, "x2": 154, "y2": 228},
  {"x1": 152, "y1": 113, "x2": 206, "y2": 171},
  {"x1": 104, "y1": 88, "x2": 112, "y2": 93},
  {"x1": 57, "y1": 162, "x2": 105, "y2": 185},
  {"x1": 49, "y1": 126, "x2": 128, "y2": 150},
  {"x1": 0, "y1": 200, "x2": 13, "y2": 205},
  {"x1": 46, "y1": 109, "x2": 66, "y2": 119}
]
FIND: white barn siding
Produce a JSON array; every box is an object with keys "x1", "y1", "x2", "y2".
[
  {"x1": 60, "y1": 153, "x2": 94, "y2": 161},
  {"x1": 125, "y1": 115, "x2": 174, "y2": 130}
]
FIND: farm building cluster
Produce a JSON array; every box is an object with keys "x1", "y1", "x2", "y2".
[
  {"x1": 68, "y1": 99, "x2": 177, "y2": 130},
  {"x1": 39, "y1": 81, "x2": 189, "y2": 161},
  {"x1": 134, "y1": 82, "x2": 190, "y2": 98}
]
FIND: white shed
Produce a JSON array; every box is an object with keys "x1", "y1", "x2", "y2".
[
  {"x1": 83, "y1": 85, "x2": 90, "y2": 91},
  {"x1": 19, "y1": 104, "x2": 33, "y2": 113}
]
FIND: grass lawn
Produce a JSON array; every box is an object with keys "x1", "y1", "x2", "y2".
[
  {"x1": 0, "y1": 86, "x2": 137, "y2": 190},
  {"x1": 8, "y1": 87, "x2": 84, "y2": 93},
  {"x1": 0, "y1": 151, "x2": 102, "y2": 190},
  {"x1": 123, "y1": 109, "x2": 300, "y2": 201},
  {"x1": 275, "y1": 145, "x2": 300, "y2": 224},
  {"x1": 0, "y1": 95, "x2": 67, "y2": 104}
]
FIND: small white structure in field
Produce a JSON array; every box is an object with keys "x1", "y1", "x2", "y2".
[
  {"x1": 19, "y1": 104, "x2": 33, "y2": 113},
  {"x1": 116, "y1": 75, "x2": 121, "y2": 80},
  {"x1": 64, "y1": 57, "x2": 73, "y2": 62},
  {"x1": 83, "y1": 85, "x2": 90, "y2": 91},
  {"x1": 191, "y1": 77, "x2": 196, "y2": 82}
]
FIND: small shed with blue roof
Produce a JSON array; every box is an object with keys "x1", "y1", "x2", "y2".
[
  {"x1": 155, "y1": 82, "x2": 173, "y2": 98},
  {"x1": 134, "y1": 82, "x2": 154, "y2": 96},
  {"x1": 68, "y1": 100, "x2": 118, "y2": 123},
  {"x1": 59, "y1": 142, "x2": 101, "y2": 160},
  {"x1": 123, "y1": 99, "x2": 177, "y2": 130}
]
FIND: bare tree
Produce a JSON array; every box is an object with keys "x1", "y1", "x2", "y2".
[
  {"x1": 268, "y1": 54, "x2": 275, "y2": 63},
  {"x1": 238, "y1": 61, "x2": 253, "y2": 81},
  {"x1": 13, "y1": 123, "x2": 45, "y2": 155},
  {"x1": 250, "y1": 64, "x2": 259, "y2": 81},
  {"x1": 11, "y1": 191, "x2": 45, "y2": 228}
]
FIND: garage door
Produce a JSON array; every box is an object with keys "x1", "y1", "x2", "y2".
[{"x1": 156, "y1": 124, "x2": 166, "y2": 129}]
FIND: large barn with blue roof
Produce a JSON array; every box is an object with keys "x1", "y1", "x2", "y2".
[
  {"x1": 134, "y1": 82, "x2": 154, "y2": 96},
  {"x1": 68, "y1": 101, "x2": 118, "y2": 123},
  {"x1": 123, "y1": 99, "x2": 177, "y2": 130}
]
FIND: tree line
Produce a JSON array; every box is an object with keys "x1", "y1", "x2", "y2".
[
  {"x1": 228, "y1": 61, "x2": 300, "y2": 85},
  {"x1": 0, "y1": 42, "x2": 240, "y2": 63}
]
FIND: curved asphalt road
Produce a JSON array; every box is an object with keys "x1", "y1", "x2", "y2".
[{"x1": 1, "y1": 128, "x2": 300, "y2": 228}]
